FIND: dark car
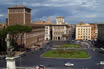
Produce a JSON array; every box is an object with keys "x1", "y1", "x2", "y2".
[
  {"x1": 1, "y1": 56, "x2": 6, "y2": 60},
  {"x1": 39, "y1": 48, "x2": 44, "y2": 50}
]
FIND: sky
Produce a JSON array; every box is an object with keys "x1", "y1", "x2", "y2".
[{"x1": 0, "y1": 0, "x2": 104, "y2": 24}]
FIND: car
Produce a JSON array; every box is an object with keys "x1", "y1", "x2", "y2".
[
  {"x1": 47, "y1": 43, "x2": 50, "y2": 45},
  {"x1": 100, "y1": 61, "x2": 104, "y2": 65},
  {"x1": 39, "y1": 48, "x2": 44, "y2": 50},
  {"x1": 20, "y1": 53, "x2": 26, "y2": 57},
  {"x1": 1, "y1": 56, "x2": 6, "y2": 60},
  {"x1": 96, "y1": 48, "x2": 104, "y2": 53},
  {"x1": 100, "y1": 48, "x2": 104, "y2": 51},
  {"x1": 64, "y1": 62, "x2": 74, "y2": 67}
]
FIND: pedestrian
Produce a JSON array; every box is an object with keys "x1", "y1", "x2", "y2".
[{"x1": 35, "y1": 65, "x2": 39, "y2": 69}]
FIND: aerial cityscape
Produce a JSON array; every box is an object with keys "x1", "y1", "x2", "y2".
[{"x1": 0, "y1": 0, "x2": 104, "y2": 69}]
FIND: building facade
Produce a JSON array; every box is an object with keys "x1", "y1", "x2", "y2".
[
  {"x1": 32, "y1": 18, "x2": 52, "y2": 25},
  {"x1": 94, "y1": 24, "x2": 104, "y2": 48},
  {"x1": 8, "y1": 6, "x2": 31, "y2": 25},
  {"x1": 25, "y1": 24, "x2": 45, "y2": 48},
  {"x1": 97, "y1": 24, "x2": 104, "y2": 41},
  {"x1": 8, "y1": 6, "x2": 45, "y2": 49},
  {"x1": 95, "y1": 24, "x2": 98, "y2": 40},
  {"x1": 76, "y1": 23, "x2": 97, "y2": 40},
  {"x1": 45, "y1": 16, "x2": 72, "y2": 41},
  {"x1": 76, "y1": 23, "x2": 92, "y2": 40},
  {"x1": 90, "y1": 24, "x2": 96, "y2": 40}
]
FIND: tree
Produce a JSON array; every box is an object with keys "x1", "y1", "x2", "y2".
[
  {"x1": 0, "y1": 28, "x2": 7, "y2": 53},
  {"x1": 0, "y1": 24, "x2": 32, "y2": 53},
  {"x1": 6, "y1": 24, "x2": 32, "y2": 50}
]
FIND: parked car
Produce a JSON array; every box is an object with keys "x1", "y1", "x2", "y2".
[
  {"x1": 1, "y1": 56, "x2": 6, "y2": 60},
  {"x1": 25, "y1": 48, "x2": 31, "y2": 52},
  {"x1": 64, "y1": 62, "x2": 74, "y2": 67},
  {"x1": 47, "y1": 43, "x2": 50, "y2": 45},
  {"x1": 39, "y1": 47, "x2": 44, "y2": 50},
  {"x1": 34, "y1": 44, "x2": 40, "y2": 47}
]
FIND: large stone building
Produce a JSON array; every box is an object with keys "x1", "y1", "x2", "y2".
[
  {"x1": 97, "y1": 24, "x2": 104, "y2": 41},
  {"x1": 8, "y1": 6, "x2": 31, "y2": 25},
  {"x1": 76, "y1": 23, "x2": 97, "y2": 40},
  {"x1": 32, "y1": 19, "x2": 52, "y2": 25},
  {"x1": 25, "y1": 24, "x2": 45, "y2": 48},
  {"x1": 94, "y1": 24, "x2": 104, "y2": 48},
  {"x1": 45, "y1": 16, "x2": 72, "y2": 41},
  {"x1": 7, "y1": 6, "x2": 46, "y2": 49},
  {"x1": 76, "y1": 23, "x2": 91, "y2": 40}
]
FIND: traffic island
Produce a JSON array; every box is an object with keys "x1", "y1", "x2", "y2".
[{"x1": 42, "y1": 50, "x2": 90, "y2": 59}]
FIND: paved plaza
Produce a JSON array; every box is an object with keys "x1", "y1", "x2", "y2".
[{"x1": 0, "y1": 41, "x2": 104, "y2": 69}]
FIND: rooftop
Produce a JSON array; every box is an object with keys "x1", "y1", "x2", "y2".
[
  {"x1": 32, "y1": 20, "x2": 53, "y2": 25},
  {"x1": 8, "y1": 5, "x2": 31, "y2": 10}
]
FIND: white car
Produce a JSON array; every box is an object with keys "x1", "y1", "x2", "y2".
[
  {"x1": 65, "y1": 62, "x2": 74, "y2": 67},
  {"x1": 100, "y1": 61, "x2": 104, "y2": 65},
  {"x1": 100, "y1": 48, "x2": 104, "y2": 51}
]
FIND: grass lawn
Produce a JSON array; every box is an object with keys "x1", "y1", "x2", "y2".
[
  {"x1": 42, "y1": 50, "x2": 90, "y2": 58},
  {"x1": 60, "y1": 44, "x2": 80, "y2": 48}
]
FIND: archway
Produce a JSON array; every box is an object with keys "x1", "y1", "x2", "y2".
[{"x1": 58, "y1": 37, "x2": 60, "y2": 40}]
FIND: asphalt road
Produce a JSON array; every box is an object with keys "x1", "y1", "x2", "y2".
[{"x1": 0, "y1": 41, "x2": 104, "y2": 69}]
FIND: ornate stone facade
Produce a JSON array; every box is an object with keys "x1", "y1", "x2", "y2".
[{"x1": 45, "y1": 16, "x2": 72, "y2": 41}]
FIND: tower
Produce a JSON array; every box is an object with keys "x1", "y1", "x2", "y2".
[{"x1": 8, "y1": 6, "x2": 31, "y2": 26}]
